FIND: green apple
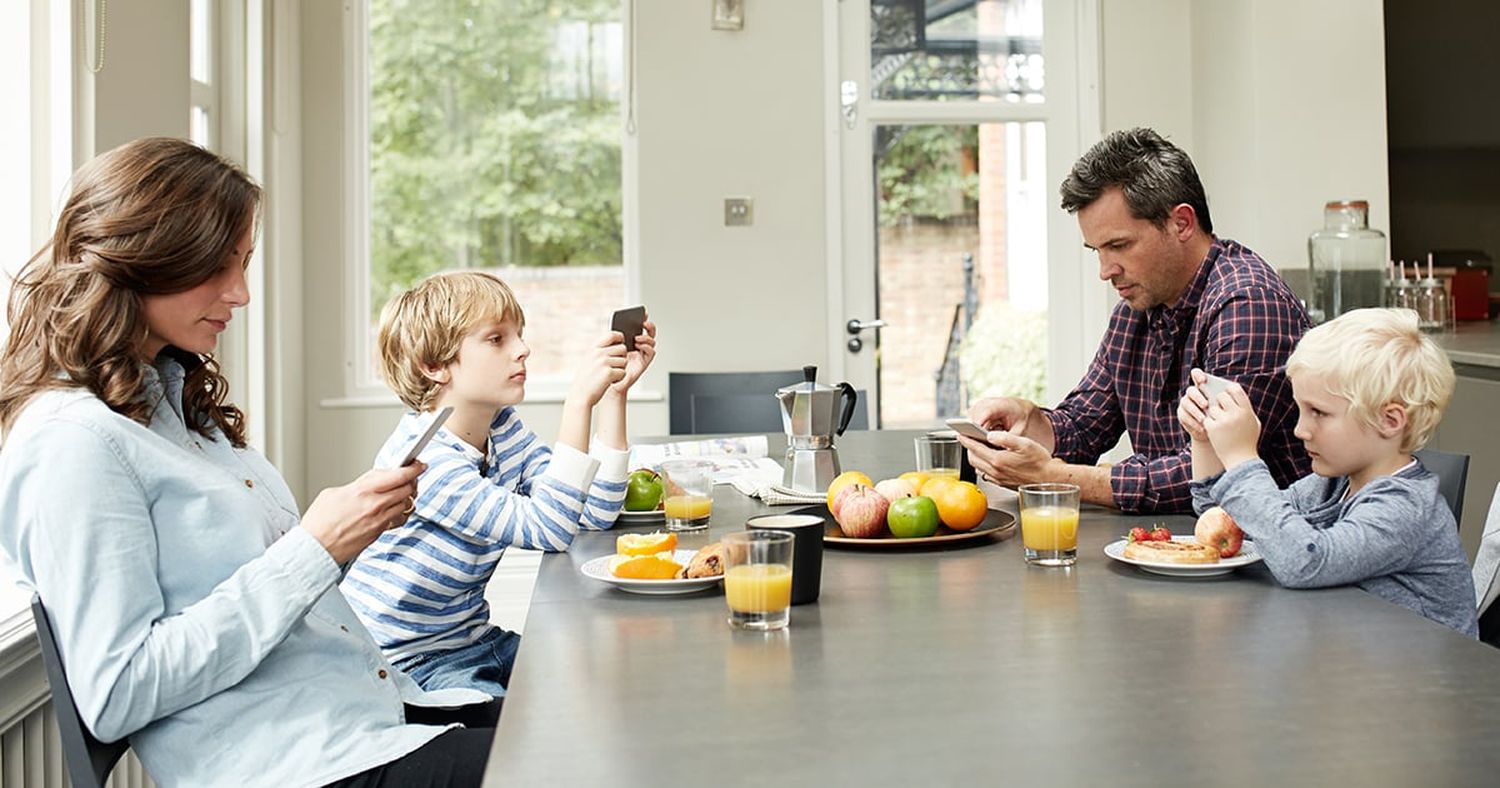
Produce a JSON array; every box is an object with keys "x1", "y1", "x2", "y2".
[
  {"x1": 887, "y1": 495, "x2": 940, "y2": 538},
  {"x1": 624, "y1": 469, "x2": 664, "y2": 511}
]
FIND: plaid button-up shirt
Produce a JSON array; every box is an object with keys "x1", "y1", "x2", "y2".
[{"x1": 1047, "y1": 237, "x2": 1312, "y2": 513}]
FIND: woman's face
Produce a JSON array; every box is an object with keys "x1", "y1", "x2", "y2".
[{"x1": 140, "y1": 220, "x2": 254, "y2": 358}]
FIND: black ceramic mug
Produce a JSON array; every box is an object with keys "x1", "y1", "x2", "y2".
[{"x1": 745, "y1": 513, "x2": 824, "y2": 605}]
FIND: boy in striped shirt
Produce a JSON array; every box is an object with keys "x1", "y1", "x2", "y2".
[{"x1": 343, "y1": 271, "x2": 657, "y2": 695}]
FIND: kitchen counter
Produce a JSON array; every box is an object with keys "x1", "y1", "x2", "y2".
[{"x1": 1434, "y1": 320, "x2": 1500, "y2": 369}]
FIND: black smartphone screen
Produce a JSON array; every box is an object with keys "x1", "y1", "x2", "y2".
[{"x1": 610, "y1": 305, "x2": 646, "y2": 352}]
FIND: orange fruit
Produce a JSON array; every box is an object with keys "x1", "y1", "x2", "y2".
[
  {"x1": 929, "y1": 480, "x2": 988, "y2": 531},
  {"x1": 609, "y1": 552, "x2": 683, "y2": 580},
  {"x1": 899, "y1": 471, "x2": 931, "y2": 491},
  {"x1": 826, "y1": 470, "x2": 874, "y2": 510},
  {"x1": 919, "y1": 475, "x2": 960, "y2": 499},
  {"x1": 616, "y1": 531, "x2": 678, "y2": 557}
]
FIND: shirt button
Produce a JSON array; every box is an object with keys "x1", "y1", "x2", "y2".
[
  {"x1": 244, "y1": 479, "x2": 254, "y2": 489},
  {"x1": 340, "y1": 625, "x2": 349, "y2": 633},
  {"x1": 378, "y1": 669, "x2": 389, "y2": 680}
]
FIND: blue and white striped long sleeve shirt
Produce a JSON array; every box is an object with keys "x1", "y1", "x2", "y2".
[{"x1": 343, "y1": 407, "x2": 628, "y2": 663}]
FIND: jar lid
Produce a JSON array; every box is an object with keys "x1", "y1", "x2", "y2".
[{"x1": 1325, "y1": 200, "x2": 1369, "y2": 210}]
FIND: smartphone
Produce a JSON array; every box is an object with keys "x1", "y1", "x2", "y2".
[
  {"x1": 944, "y1": 418, "x2": 992, "y2": 442},
  {"x1": 1199, "y1": 373, "x2": 1233, "y2": 401},
  {"x1": 400, "y1": 406, "x2": 454, "y2": 467},
  {"x1": 610, "y1": 305, "x2": 647, "y2": 352}
]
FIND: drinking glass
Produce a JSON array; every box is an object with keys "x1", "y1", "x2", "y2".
[
  {"x1": 1018, "y1": 483, "x2": 1081, "y2": 567},
  {"x1": 659, "y1": 459, "x2": 714, "y2": 531},
  {"x1": 914, "y1": 432, "x2": 961, "y2": 480},
  {"x1": 723, "y1": 530, "x2": 794, "y2": 631}
]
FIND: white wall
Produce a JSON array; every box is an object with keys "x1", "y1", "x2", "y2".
[
  {"x1": 87, "y1": 3, "x2": 189, "y2": 154},
  {"x1": 1102, "y1": 0, "x2": 1389, "y2": 277}
]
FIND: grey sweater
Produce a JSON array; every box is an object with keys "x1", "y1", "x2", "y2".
[{"x1": 1192, "y1": 458, "x2": 1478, "y2": 637}]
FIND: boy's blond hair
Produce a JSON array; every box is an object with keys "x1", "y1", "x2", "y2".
[
  {"x1": 1285, "y1": 308, "x2": 1454, "y2": 453},
  {"x1": 378, "y1": 271, "x2": 525, "y2": 410}
]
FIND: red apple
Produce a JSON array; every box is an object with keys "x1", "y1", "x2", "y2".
[
  {"x1": 1195, "y1": 506, "x2": 1244, "y2": 558},
  {"x1": 873, "y1": 478, "x2": 918, "y2": 503},
  {"x1": 835, "y1": 485, "x2": 890, "y2": 539},
  {"x1": 830, "y1": 483, "x2": 861, "y2": 519}
]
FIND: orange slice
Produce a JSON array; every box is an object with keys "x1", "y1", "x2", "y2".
[
  {"x1": 616, "y1": 531, "x2": 678, "y2": 557},
  {"x1": 609, "y1": 551, "x2": 683, "y2": 580}
]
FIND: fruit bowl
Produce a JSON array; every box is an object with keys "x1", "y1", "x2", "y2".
[{"x1": 789, "y1": 504, "x2": 1016, "y2": 550}]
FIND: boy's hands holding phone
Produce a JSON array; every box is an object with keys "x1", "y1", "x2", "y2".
[
  {"x1": 610, "y1": 317, "x2": 657, "y2": 397},
  {"x1": 571, "y1": 331, "x2": 629, "y2": 407},
  {"x1": 1184, "y1": 368, "x2": 1262, "y2": 469}
]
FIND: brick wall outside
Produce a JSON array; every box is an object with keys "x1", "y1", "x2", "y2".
[
  {"x1": 480, "y1": 265, "x2": 626, "y2": 381},
  {"x1": 877, "y1": 222, "x2": 986, "y2": 428}
]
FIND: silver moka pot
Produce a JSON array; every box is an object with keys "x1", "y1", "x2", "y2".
[{"x1": 775, "y1": 365, "x2": 858, "y2": 493}]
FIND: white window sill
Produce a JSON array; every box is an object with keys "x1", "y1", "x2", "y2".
[{"x1": 321, "y1": 388, "x2": 664, "y2": 409}]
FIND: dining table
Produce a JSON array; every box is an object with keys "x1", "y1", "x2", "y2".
[{"x1": 482, "y1": 429, "x2": 1500, "y2": 786}]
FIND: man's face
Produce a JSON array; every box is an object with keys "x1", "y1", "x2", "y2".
[{"x1": 1077, "y1": 187, "x2": 1194, "y2": 311}]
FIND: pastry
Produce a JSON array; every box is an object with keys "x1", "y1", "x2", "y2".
[
  {"x1": 1123, "y1": 539, "x2": 1220, "y2": 564},
  {"x1": 681, "y1": 542, "x2": 725, "y2": 578}
]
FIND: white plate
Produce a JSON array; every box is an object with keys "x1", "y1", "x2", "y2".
[
  {"x1": 579, "y1": 549, "x2": 721, "y2": 595},
  {"x1": 617, "y1": 508, "x2": 666, "y2": 526},
  {"x1": 1103, "y1": 535, "x2": 1263, "y2": 577}
]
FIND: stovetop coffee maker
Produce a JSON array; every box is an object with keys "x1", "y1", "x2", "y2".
[{"x1": 776, "y1": 365, "x2": 858, "y2": 493}]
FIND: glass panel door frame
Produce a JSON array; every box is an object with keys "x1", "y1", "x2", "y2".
[{"x1": 824, "y1": 0, "x2": 1104, "y2": 426}]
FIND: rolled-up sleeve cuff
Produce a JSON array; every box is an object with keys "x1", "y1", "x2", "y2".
[
  {"x1": 544, "y1": 442, "x2": 601, "y2": 491},
  {"x1": 588, "y1": 437, "x2": 630, "y2": 483},
  {"x1": 1043, "y1": 409, "x2": 1082, "y2": 460},
  {"x1": 1109, "y1": 455, "x2": 1194, "y2": 514},
  {"x1": 267, "y1": 527, "x2": 341, "y2": 605}
]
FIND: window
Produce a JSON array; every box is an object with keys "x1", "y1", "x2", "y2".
[
  {"x1": 0, "y1": 0, "x2": 74, "y2": 630},
  {"x1": 351, "y1": 0, "x2": 626, "y2": 395},
  {"x1": 190, "y1": 0, "x2": 215, "y2": 147}
]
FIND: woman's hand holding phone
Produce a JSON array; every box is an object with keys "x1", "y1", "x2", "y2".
[{"x1": 303, "y1": 463, "x2": 424, "y2": 564}]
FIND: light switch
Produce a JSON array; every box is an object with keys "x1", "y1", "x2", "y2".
[{"x1": 724, "y1": 197, "x2": 753, "y2": 226}]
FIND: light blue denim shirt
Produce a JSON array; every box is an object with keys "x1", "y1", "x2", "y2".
[{"x1": 0, "y1": 358, "x2": 489, "y2": 787}]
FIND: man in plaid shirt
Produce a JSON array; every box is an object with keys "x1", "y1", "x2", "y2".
[{"x1": 961, "y1": 128, "x2": 1311, "y2": 513}]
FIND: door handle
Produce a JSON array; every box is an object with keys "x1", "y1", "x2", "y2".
[{"x1": 846, "y1": 318, "x2": 887, "y2": 335}]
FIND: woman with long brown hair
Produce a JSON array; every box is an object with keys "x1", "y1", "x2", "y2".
[{"x1": 0, "y1": 138, "x2": 496, "y2": 787}]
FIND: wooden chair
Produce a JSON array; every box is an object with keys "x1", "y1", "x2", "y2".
[{"x1": 31, "y1": 594, "x2": 129, "y2": 788}]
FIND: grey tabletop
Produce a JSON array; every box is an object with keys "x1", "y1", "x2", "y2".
[{"x1": 483, "y1": 430, "x2": 1500, "y2": 786}]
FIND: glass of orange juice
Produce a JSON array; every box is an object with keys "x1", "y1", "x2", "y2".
[
  {"x1": 659, "y1": 459, "x2": 714, "y2": 531},
  {"x1": 914, "y1": 432, "x2": 961, "y2": 480},
  {"x1": 1018, "y1": 483, "x2": 1081, "y2": 567},
  {"x1": 723, "y1": 530, "x2": 794, "y2": 630}
]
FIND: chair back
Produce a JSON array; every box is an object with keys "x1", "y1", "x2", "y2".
[
  {"x1": 1414, "y1": 448, "x2": 1469, "y2": 530},
  {"x1": 30, "y1": 594, "x2": 129, "y2": 788},
  {"x1": 669, "y1": 371, "x2": 871, "y2": 435}
]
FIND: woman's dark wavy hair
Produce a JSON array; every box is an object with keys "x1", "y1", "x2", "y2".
[
  {"x1": 1059, "y1": 127, "x2": 1213, "y2": 233},
  {"x1": 0, "y1": 137, "x2": 260, "y2": 446}
]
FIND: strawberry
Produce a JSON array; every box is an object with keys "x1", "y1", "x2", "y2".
[
  {"x1": 1148, "y1": 525, "x2": 1172, "y2": 542},
  {"x1": 1128, "y1": 526, "x2": 1150, "y2": 543}
]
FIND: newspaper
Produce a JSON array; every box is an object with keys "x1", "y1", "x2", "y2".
[{"x1": 628, "y1": 436, "x2": 784, "y2": 485}]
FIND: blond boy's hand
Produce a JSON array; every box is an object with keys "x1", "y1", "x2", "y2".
[
  {"x1": 1202, "y1": 382, "x2": 1262, "y2": 469},
  {"x1": 610, "y1": 319, "x2": 657, "y2": 396},
  {"x1": 1177, "y1": 368, "x2": 1212, "y2": 443},
  {"x1": 571, "y1": 331, "x2": 628, "y2": 407}
]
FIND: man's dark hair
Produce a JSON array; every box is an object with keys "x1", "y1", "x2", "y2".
[{"x1": 1059, "y1": 127, "x2": 1213, "y2": 233}]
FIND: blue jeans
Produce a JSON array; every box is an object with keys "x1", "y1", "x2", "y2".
[{"x1": 396, "y1": 627, "x2": 521, "y2": 697}]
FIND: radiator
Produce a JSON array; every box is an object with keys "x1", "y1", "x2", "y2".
[{"x1": 0, "y1": 698, "x2": 152, "y2": 788}]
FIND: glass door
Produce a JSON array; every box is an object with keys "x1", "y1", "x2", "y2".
[{"x1": 834, "y1": 0, "x2": 1094, "y2": 428}]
